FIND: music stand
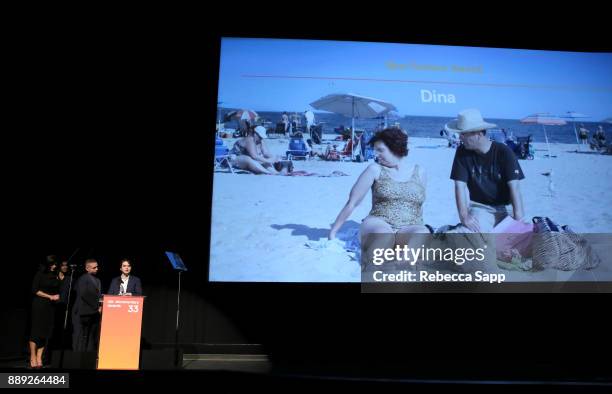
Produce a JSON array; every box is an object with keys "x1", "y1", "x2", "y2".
[{"x1": 164, "y1": 251, "x2": 188, "y2": 368}]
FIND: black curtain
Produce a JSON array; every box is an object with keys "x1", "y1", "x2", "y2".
[{"x1": 6, "y1": 17, "x2": 612, "y2": 373}]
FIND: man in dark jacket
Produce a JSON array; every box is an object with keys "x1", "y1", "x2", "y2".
[
  {"x1": 72, "y1": 259, "x2": 102, "y2": 352},
  {"x1": 107, "y1": 259, "x2": 143, "y2": 296}
]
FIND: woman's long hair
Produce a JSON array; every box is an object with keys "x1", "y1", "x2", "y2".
[
  {"x1": 244, "y1": 126, "x2": 263, "y2": 144},
  {"x1": 39, "y1": 255, "x2": 58, "y2": 274}
]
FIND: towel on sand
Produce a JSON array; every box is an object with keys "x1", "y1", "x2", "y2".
[
  {"x1": 304, "y1": 227, "x2": 361, "y2": 261},
  {"x1": 288, "y1": 170, "x2": 349, "y2": 177}
]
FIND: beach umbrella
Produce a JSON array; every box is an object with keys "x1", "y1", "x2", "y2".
[
  {"x1": 559, "y1": 111, "x2": 590, "y2": 144},
  {"x1": 520, "y1": 113, "x2": 566, "y2": 158},
  {"x1": 223, "y1": 109, "x2": 259, "y2": 123},
  {"x1": 238, "y1": 109, "x2": 259, "y2": 121},
  {"x1": 222, "y1": 109, "x2": 259, "y2": 134},
  {"x1": 310, "y1": 93, "x2": 396, "y2": 158}
]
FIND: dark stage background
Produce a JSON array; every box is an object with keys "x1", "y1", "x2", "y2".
[{"x1": 4, "y1": 17, "x2": 612, "y2": 379}]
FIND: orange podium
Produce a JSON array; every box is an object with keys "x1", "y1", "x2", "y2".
[{"x1": 97, "y1": 295, "x2": 145, "y2": 370}]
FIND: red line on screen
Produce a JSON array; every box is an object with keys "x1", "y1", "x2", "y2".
[{"x1": 241, "y1": 74, "x2": 612, "y2": 92}]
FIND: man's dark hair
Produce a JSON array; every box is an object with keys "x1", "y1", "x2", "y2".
[
  {"x1": 368, "y1": 127, "x2": 409, "y2": 157},
  {"x1": 85, "y1": 258, "x2": 98, "y2": 266}
]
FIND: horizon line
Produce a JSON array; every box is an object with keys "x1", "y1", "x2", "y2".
[{"x1": 217, "y1": 107, "x2": 610, "y2": 122}]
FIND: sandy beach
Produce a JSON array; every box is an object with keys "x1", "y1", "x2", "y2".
[{"x1": 210, "y1": 135, "x2": 612, "y2": 282}]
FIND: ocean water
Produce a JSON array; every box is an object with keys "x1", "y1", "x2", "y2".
[{"x1": 218, "y1": 109, "x2": 610, "y2": 144}]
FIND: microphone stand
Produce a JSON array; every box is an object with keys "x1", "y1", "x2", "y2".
[
  {"x1": 174, "y1": 270, "x2": 182, "y2": 368},
  {"x1": 58, "y1": 248, "x2": 80, "y2": 369}
]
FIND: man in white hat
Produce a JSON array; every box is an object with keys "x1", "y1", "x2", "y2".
[
  {"x1": 304, "y1": 110, "x2": 315, "y2": 134},
  {"x1": 447, "y1": 109, "x2": 525, "y2": 235}
]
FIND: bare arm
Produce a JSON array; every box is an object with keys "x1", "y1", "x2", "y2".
[
  {"x1": 455, "y1": 180, "x2": 480, "y2": 232},
  {"x1": 416, "y1": 165, "x2": 427, "y2": 189},
  {"x1": 454, "y1": 180, "x2": 470, "y2": 219},
  {"x1": 31, "y1": 273, "x2": 57, "y2": 301},
  {"x1": 507, "y1": 180, "x2": 525, "y2": 221},
  {"x1": 244, "y1": 138, "x2": 274, "y2": 164},
  {"x1": 260, "y1": 140, "x2": 275, "y2": 159},
  {"x1": 329, "y1": 165, "x2": 378, "y2": 239},
  {"x1": 36, "y1": 291, "x2": 59, "y2": 301}
]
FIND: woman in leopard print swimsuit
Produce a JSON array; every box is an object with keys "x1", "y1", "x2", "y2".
[{"x1": 329, "y1": 128, "x2": 431, "y2": 269}]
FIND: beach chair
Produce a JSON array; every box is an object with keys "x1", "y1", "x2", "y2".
[
  {"x1": 214, "y1": 135, "x2": 234, "y2": 173},
  {"x1": 286, "y1": 137, "x2": 310, "y2": 160},
  {"x1": 274, "y1": 122, "x2": 287, "y2": 137},
  {"x1": 513, "y1": 135, "x2": 534, "y2": 160},
  {"x1": 338, "y1": 138, "x2": 360, "y2": 161},
  {"x1": 359, "y1": 131, "x2": 376, "y2": 161}
]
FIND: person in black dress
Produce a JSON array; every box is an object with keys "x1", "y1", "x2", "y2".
[{"x1": 29, "y1": 255, "x2": 61, "y2": 368}]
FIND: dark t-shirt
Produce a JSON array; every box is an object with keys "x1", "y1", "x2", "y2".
[{"x1": 450, "y1": 141, "x2": 524, "y2": 206}]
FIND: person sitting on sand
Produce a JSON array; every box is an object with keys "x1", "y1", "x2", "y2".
[
  {"x1": 230, "y1": 126, "x2": 281, "y2": 175},
  {"x1": 238, "y1": 118, "x2": 251, "y2": 137},
  {"x1": 447, "y1": 109, "x2": 526, "y2": 233},
  {"x1": 328, "y1": 127, "x2": 431, "y2": 269},
  {"x1": 435, "y1": 109, "x2": 528, "y2": 271},
  {"x1": 323, "y1": 144, "x2": 340, "y2": 161},
  {"x1": 440, "y1": 128, "x2": 460, "y2": 148},
  {"x1": 589, "y1": 127, "x2": 607, "y2": 151}
]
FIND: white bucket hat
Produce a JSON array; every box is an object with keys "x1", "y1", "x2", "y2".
[
  {"x1": 254, "y1": 126, "x2": 267, "y2": 138},
  {"x1": 445, "y1": 109, "x2": 497, "y2": 133}
]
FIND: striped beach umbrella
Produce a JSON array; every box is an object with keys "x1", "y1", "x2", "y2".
[
  {"x1": 224, "y1": 109, "x2": 259, "y2": 122},
  {"x1": 310, "y1": 93, "x2": 396, "y2": 159},
  {"x1": 520, "y1": 113, "x2": 567, "y2": 158}
]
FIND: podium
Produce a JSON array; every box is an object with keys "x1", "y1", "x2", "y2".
[{"x1": 97, "y1": 295, "x2": 145, "y2": 370}]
